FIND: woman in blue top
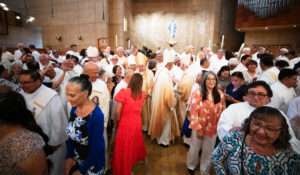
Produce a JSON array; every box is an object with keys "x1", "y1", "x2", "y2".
[
  {"x1": 225, "y1": 71, "x2": 246, "y2": 107},
  {"x1": 212, "y1": 106, "x2": 300, "y2": 175},
  {"x1": 64, "y1": 74, "x2": 105, "y2": 175}
]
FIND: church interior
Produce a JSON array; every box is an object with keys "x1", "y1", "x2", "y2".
[{"x1": 0, "y1": 0, "x2": 300, "y2": 175}]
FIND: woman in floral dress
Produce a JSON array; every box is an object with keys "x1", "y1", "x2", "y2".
[{"x1": 64, "y1": 74, "x2": 105, "y2": 175}]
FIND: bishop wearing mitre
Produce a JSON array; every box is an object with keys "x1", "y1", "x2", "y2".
[{"x1": 148, "y1": 50, "x2": 180, "y2": 147}]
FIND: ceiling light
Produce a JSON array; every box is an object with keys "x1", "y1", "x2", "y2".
[
  {"x1": 3, "y1": 6, "x2": 9, "y2": 11},
  {"x1": 16, "y1": 16, "x2": 21, "y2": 20},
  {"x1": 293, "y1": 24, "x2": 297, "y2": 28},
  {"x1": 0, "y1": 3, "x2": 6, "y2": 7},
  {"x1": 265, "y1": 26, "x2": 269, "y2": 30},
  {"x1": 26, "y1": 16, "x2": 35, "y2": 23}
]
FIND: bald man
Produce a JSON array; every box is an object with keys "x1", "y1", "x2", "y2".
[{"x1": 83, "y1": 62, "x2": 110, "y2": 171}]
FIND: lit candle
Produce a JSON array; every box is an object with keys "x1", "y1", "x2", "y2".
[
  {"x1": 221, "y1": 35, "x2": 224, "y2": 43},
  {"x1": 115, "y1": 35, "x2": 118, "y2": 47}
]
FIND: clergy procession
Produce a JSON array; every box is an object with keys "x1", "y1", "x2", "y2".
[{"x1": 1, "y1": 40, "x2": 300, "y2": 175}]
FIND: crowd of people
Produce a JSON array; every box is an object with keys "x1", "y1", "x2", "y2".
[{"x1": 0, "y1": 42, "x2": 300, "y2": 175}]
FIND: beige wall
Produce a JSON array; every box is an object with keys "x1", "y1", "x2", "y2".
[
  {"x1": 126, "y1": 0, "x2": 222, "y2": 53},
  {"x1": 27, "y1": 0, "x2": 109, "y2": 51}
]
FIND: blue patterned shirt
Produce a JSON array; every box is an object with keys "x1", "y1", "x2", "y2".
[{"x1": 212, "y1": 130, "x2": 300, "y2": 175}]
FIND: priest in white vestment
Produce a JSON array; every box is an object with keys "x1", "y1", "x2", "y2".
[
  {"x1": 19, "y1": 70, "x2": 68, "y2": 175},
  {"x1": 252, "y1": 47, "x2": 265, "y2": 62},
  {"x1": 217, "y1": 81, "x2": 300, "y2": 154},
  {"x1": 116, "y1": 47, "x2": 126, "y2": 68},
  {"x1": 269, "y1": 69, "x2": 298, "y2": 114},
  {"x1": 276, "y1": 48, "x2": 289, "y2": 61},
  {"x1": 209, "y1": 49, "x2": 228, "y2": 74},
  {"x1": 149, "y1": 50, "x2": 180, "y2": 147},
  {"x1": 1, "y1": 47, "x2": 13, "y2": 64},
  {"x1": 155, "y1": 51, "x2": 164, "y2": 70},
  {"x1": 29, "y1": 45, "x2": 41, "y2": 63},
  {"x1": 175, "y1": 54, "x2": 194, "y2": 129},
  {"x1": 14, "y1": 43, "x2": 24, "y2": 62},
  {"x1": 257, "y1": 55, "x2": 280, "y2": 85}
]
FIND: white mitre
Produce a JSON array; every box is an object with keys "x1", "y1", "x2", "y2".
[
  {"x1": 86, "y1": 46, "x2": 99, "y2": 57},
  {"x1": 180, "y1": 53, "x2": 190, "y2": 67}
]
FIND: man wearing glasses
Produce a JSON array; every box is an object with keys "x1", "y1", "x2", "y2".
[
  {"x1": 217, "y1": 81, "x2": 300, "y2": 154},
  {"x1": 19, "y1": 69, "x2": 68, "y2": 175}
]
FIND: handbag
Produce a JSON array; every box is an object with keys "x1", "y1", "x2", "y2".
[{"x1": 182, "y1": 115, "x2": 192, "y2": 138}]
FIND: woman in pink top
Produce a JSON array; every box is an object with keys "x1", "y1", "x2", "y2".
[{"x1": 186, "y1": 71, "x2": 226, "y2": 175}]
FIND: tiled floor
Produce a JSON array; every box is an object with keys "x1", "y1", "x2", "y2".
[{"x1": 131, "y1": 133, "x2": 216, "y2": 175}]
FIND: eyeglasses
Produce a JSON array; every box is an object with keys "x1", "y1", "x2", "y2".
[
  {"x1": 206, "y1": 78, "x2": 216, "y2": 82},
  {"x1": 247, "y1": 91, "x2": 268, "y2": 99},
  {"x1": 251, "y1": 119, "x2": 281, "y2": 134},
  {"x1": 19, "y1": 81, "x2": 35, "y2": 85}
]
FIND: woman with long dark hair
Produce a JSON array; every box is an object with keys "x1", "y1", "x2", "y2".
[
  {"x1": 112, "y1": 73, "x2": 146, "y2": 175},
  {"x1": 212, "y1": 106, "x2": 300, "y2": 175},
  {"x1": 0, "y1": 91, "x2": 49, "y2": 174},
  {"x1": 186, "y1": 71, "x2": 226, "y2": 175}
]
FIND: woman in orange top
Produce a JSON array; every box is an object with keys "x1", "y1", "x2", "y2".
[{"x1": 186, "y1": 71, "x2": 226, "y2": 175}]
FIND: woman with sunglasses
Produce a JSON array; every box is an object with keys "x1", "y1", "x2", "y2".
[{"x1": 212, "y1": 106, "x2": 300, "y2": 175}]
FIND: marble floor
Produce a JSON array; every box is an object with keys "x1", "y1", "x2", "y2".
[{"x1": 131, "y1": 133, "x2": 216, "y2": 175}]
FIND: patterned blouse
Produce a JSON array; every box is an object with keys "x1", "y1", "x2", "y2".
[
  {"x1": 212, "y1": 130, "x2": 300, "y2": 175},
  {"x1": 0, "y1": 128, "x2": 45, "y2": 174},
  {"x1": 189, "y1": 88, "x2": 226, "y2": 137}
]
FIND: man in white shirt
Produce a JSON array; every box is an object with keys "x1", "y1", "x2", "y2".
[
  {"x1": 276, "y1": 48, "x2": 289, "y2": 61},
  {"x1": 217, "y1": 81, "x2": 300, "y2": 153},
  {"x1": 287, "y1": 96, "x2": 300, "y2": 120},
  {"x1": 19, "y1": 70, "x2": 68, "y2": 175},
  {"x1": 66, "y1": 44, "x2": 81, "y2": 60},
  {"x1": 231, "y1": 54, "x2": 251, "y2": 74},
  {"x1": 1, "y1": 47, "x2": 13, "y2": 63},
  {"x1": 209, "y1": 49, "x2": 228, "y2": 74},
  {"x1": 14, "y1": 43, "x2": 24, "y2": 62},
  {"x1": 29, "y1": 44, "x2": 40, "y2": 63},
  {"x1": 39, "y1": 54, "x2": 53, "y2": 70},
  {"x1": 252, "y1": 47, "x2": 265, "y2": 62},
  {"x1": 269, "y1": 69, "x2": 298, "y2": 114},
  {"x1": 116, "y1": 46, "x2": 126, "y2": 67},
  {"x1": 257, "y1": 54, "x2": 280, "y2": 86},
  {"x1": 51, "y1": 50, "x2": 65, "y2": 63},
  {"x1": 155, "y1": 51, "x2": 164, "y2": 70}
]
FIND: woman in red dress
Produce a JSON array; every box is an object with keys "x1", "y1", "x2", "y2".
[{"x1": 112, "y1": 73, "x2": 146, "y2": 175}]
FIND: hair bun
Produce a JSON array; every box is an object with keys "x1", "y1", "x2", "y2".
[{"x1": 80, "y1": 74, "x2": 90, "y2": 81}]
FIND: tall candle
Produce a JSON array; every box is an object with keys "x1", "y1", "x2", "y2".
[
  {"x1": 221, "y1": 35, "x2": 224, "y2": 43},
  {"x1": 128, "y1": 39, "x2": 130, "y2": 49},
  {"x1": 208, "y1": 40, "x2": 211, "y2": 47},
  {"x1": 115, "y1": 35, "x2": 118, "y2": 47}
]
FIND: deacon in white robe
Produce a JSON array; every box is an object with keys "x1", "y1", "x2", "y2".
[
  {"x1": 20, "y1": 72, "x2": 68, "y2": 175},
  {"x1": 276, "y1": 48, "x2": 289, "y2": 61},
  {"x1": 257, "y1": 55, "x2": 280, "y2": 85},
  {"x1": 217, "y1": 81, "x2": 300, "y2": 153},
  {"x1": 149, "y1": 50, "x2": 180, "y2": 146},
  {"x1": 231, "y1": 54, "x2": 251, "y2": 74}
]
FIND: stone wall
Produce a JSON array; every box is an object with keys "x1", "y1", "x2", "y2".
[
  {"x1": 27, "y1": 0, "x2": 109, "y2": 51},
  {"x1": 128, "y1": 0, "x2": 222, "y2": 53}
]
